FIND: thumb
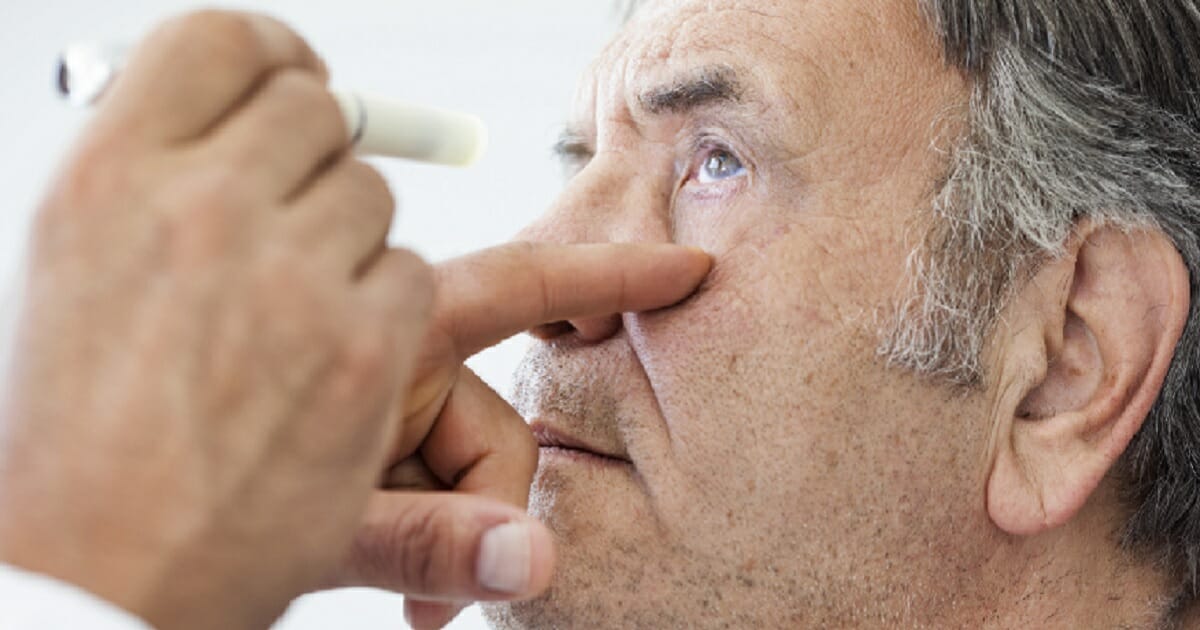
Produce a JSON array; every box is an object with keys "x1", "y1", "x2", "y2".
[{"x1": 335, "y1": 491, "x2": 555, "y2": 601}]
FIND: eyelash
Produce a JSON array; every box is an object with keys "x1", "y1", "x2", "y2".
[{"x1": 555, "y1": 135, "x2": 750, "y2": 200}]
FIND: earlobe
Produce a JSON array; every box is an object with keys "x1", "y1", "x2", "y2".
[{"x1": 984, "y1": 223, "x2": 1190, "y2": 537}]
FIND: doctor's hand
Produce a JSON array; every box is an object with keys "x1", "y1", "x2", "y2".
[
  {"x1": 329, "y1": 242, "x2": 712, "y2": 629},
  {"x1": 0, "y1": 11, "x2": 432, "y2": 630}
]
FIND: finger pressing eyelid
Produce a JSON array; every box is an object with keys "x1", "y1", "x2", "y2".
[{"x1": 433, "y1": 241, "x2": 713, "y2": 360}]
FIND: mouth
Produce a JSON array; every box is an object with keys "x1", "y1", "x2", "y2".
[{"x1": 530, "y1": 421, "x2": 631, "y2": 467}]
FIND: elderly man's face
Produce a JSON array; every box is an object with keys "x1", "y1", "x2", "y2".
[{"x1": 487, "y1": 0, "x2": 991, "y2": 626}]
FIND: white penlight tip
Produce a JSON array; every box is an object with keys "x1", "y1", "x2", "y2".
[
  {"x1": 462, "y1": 115, "x2": 489, "y2": 167},
  {"x1": 58, "y1": 42, "x2": 125, "y2": 106},
  {"x1": 333, "y1": 91, "x2": 488, "y2": 167}
]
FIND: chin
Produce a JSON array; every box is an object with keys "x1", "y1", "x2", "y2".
[
  {"x1": 482, "y1": 464, "x2": 681, "y2": 628},
  {"x1": 485, "y1": 463, "x2": 791, "y2": 629},
  {"x1": 481, "y1": 576, "x2": 690, "y2": 630}
]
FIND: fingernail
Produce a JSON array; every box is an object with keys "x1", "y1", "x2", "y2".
[{"x1": 477, "y1": 521, "x2": 532, "y2": 594}]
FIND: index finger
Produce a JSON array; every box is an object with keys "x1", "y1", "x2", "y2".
[
  {"x1": 100, "y1": 10, "x2": 327, "y2": 144},
  {"x1": 432, "y1": 242, "x2": 712, "y2": 359}
]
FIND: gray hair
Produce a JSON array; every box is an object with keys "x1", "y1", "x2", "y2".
[
  {"x1": 620, "y1": 0, "x2": 1200, "y2": 604},
  {"x1": 888, "y1": 0, "x2": 1200, "y2": 601}
]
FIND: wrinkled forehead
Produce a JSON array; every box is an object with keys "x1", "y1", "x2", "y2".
[{"x1": 571, "y1": 0, "x2": 952, "y2": 134}]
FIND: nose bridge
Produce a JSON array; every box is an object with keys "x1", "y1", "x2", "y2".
[
  {"x1": 521, "y1": 151, "x2": 674, "y2": 344},
  {"x1": 521, "y1": 152, "x2": 673, "y2": 245}
]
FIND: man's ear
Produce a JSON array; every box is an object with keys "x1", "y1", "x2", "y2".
[{"x1": 985, "y1": 222, "x2": 1190, "y2": 536}]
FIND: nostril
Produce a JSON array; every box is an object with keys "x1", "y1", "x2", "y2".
[
  {"x1": 530, "y1": 321, "x2": 575, "y2": 340},
  {"x1": 569, "y1": 314, "x2": 622, "y2": 342},
  {"x1": 528, "y1": 315, "x2": 623, "y2": 343}
]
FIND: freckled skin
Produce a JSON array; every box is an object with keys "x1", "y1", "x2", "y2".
[{"x1": 482, "y1": 0, "x2": 1123, "y2": 627}]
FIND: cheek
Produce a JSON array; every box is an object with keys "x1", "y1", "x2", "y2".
[
  {"x1": 653, "y1": 211, "x2": 892, "y2": 383},
  {"x1": 625, "y1": 217, "x2": 891, "y2": 525},
  {"x1": 672, "y1": 180, "x2": 900, "y2": 329}
]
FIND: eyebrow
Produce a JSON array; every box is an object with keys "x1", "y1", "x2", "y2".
[
  {"x1": 637, "y1": 65, "x2": 744, "y2": 115},
  {"x1": 552, "y1": 65, "x2": 748, "y2": 163}
]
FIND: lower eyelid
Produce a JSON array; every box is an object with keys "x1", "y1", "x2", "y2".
[{"x1": 681, "y1": 173, "x2": 748, "y2": 201}]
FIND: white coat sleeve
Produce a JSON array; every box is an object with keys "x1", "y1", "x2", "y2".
[{"x1": 0, "y1": 563, "x2": 155, "y2": 629}]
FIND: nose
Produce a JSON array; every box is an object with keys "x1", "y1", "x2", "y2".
[{"x1": 519, "y1": 152, "x2": 674, "y2": 344}]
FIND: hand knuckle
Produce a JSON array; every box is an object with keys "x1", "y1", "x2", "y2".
[
  {"x1": 324, "y1": 160, "x2": 395, "y2": 236},
  {"x1": 244, "y1": 70, "x2": 344, "y2": 155},
  {"x1": 392, "y1": 248, "x2": 435, "y2": 289},
  {"x1": 377, "y1": 252, "x2": 435, "y2": 324},
  {"x1": 347, "y1": 160, "x2": 395, "y2": 211},
  {"x1": 264, "y1": 69, "x2": 334, "y2": 113},
  {"x1": 158, "y1": 10, "x2": 269, "y2": 72},
  {"x1": 395, "y1": 504, "x2": 462, "y2": 593}
]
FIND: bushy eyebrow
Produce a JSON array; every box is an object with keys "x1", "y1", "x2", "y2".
[{"x1": 551, "y1": 65, "x2": 748, "y2": 166}]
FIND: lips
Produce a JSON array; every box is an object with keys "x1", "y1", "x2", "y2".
[{"x1": 530, "y1": 421, "x2": 631, "y2": 465}]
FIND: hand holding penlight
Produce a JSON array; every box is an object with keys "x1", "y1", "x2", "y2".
[{"x1": 56, "y1": 41, "x2": 488, "y2": 167}]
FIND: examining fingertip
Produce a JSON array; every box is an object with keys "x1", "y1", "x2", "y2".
[{"x1": 686, "y1": 247, "x2": 715, "y2": 270}]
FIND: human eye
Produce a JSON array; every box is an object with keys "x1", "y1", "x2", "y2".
[
  {"x1": 680, "y1": 138, "x2": 750, "y2": 199},
  {"x1": 695, "y1": 147, "x2": 747, "y2": 184},
  {"x1": 553, "y1": 132, "x2": 594, "y2": 180}
]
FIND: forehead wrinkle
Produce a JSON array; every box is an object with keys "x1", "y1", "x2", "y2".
[
  {"x1": 573, "y1": 0, "x2": 836, "y2": 161},
  {"x1": 635, "y1": 3, "x2": 825, "y2": 125}
]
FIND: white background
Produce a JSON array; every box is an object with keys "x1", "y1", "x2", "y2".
[{"x1": 0, "y1": 2, "x2": 616, "y2": 628}]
